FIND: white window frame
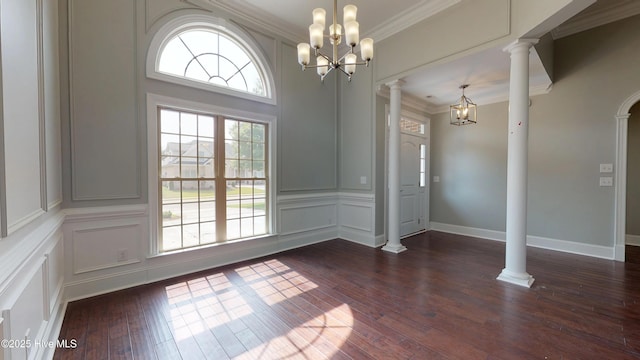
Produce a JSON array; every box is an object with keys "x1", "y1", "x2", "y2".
[
  {"x1": 147, "y1": 93, "x2": 276, "y2": 255},
  {"x1": 146, "y1": 14, "x2": 276, "y2": 105}
]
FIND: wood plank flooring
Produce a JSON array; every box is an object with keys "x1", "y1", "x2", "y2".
[{"x1": 54, "y1": 232, "x2": 640, "y2": 359}]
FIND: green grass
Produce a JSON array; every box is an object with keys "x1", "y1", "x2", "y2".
[{"x1": 162, "y1": 185, "x2": 265, "y2": 200}]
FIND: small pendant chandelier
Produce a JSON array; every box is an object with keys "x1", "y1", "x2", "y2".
[
  {"x1": 296, "y1": 0, "x2": 374, "y2": 82},
  {"x1": 450, "y1": 84, "x2": 477, "y2": 126}
]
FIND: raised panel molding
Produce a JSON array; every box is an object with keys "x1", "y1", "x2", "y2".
[
  {"x1": 1, "y1": 257, "x2": 46, "y2": 360},
  {"x1": 68, "y1": 0, "x2": 140, "y2": 201},
  {"x1": 338, "y1": 193, "x2": 378, "y2": 247},
  {"x1": 277, "y1": 193, "x2": 338, "y2": 236},
  {"x1": 37, "y1": 0, "x2": 48, "y2": 214},
  {"x1": 71, "y1": 221, "x2": 143, "y2": 275},
  {"x1": 0, "y1": 317, "x2": 4, "y2": 360},
  {"x1": 45, "y1": 234, "x2": 64, "y2": 315},
  {"x1": 1, "y1": 0, "x2": 44, "y2": 235}
]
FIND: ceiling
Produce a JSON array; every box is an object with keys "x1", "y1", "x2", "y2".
[{"x1": 207, "y1": 0, "x2": 640, "y2": 112}]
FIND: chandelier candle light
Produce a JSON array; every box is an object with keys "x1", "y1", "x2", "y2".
[
  {"x1": 297, "y1": 0, "x2": 374, "y2": 81},
  {"x1": 450, "y1": 84, "x2": 477, "y2": 126}
]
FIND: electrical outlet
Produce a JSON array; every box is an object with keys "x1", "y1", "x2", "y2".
[
  {"x1": 117, "y1": 249, "x2": 128, "y2": 262},
  {"x1": 599, "y1": 177, "x2": 613, "y2": 187},
  {"x1": 599, "y1": 163, "x2": 613, "y2": 173}
]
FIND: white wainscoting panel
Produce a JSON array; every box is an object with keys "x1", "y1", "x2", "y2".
[
  {"x1": 1, "y1": 259, "x2": 46, "y2": 360},
  {"x1": 64, "y1": 201, "x2": 337, "y2": 301},
  {"x1": 71, "y1": 222, "x2": 143, "y2": 274},
  {"x1": 278, "y1": 194, "x2": 338, "y2": 237},
  {"x1": 338, "y1": 193, "x2": 379, "y2": 247},
  {"x1": 45, "y1": 234, "x2": 64, "y2": 316},
  {"x1": 64, "y1": 205, "x2": 147, "y2": 277},
  {"x1": 430, "y1": 222, "x2": 615, "y2": 260},
  {"x1": 0, "y1": 316, "x2": 4, "y2": 360},
  {"x1": 0, "y1": 209, "x2": 65, "y2": 360}
]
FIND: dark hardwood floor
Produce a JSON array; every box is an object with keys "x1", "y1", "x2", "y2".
[
  {"x1": 54, "y1": 232, "x2": 640, "y2": 359},
  {"x1": 627, "y1": 244, "x2": 640, "y2": 264}
]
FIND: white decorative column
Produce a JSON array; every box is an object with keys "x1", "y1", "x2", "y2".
[
  {"x1": 497, "y1": 39, "x2": 538, "y2": 287},
  {"x1": 383, "y1": 80, "x2": 407, "y2": 253}
]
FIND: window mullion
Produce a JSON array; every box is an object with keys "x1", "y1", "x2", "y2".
[{"x1": 215, "y1": 115, "x2": 227, "y2": 242}]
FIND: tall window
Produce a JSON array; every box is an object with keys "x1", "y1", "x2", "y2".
[{"x1": 159, "y1": 108, "x2": 268, "y2": 252}]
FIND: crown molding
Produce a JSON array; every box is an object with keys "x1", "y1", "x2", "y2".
[
  {"x1": 185, "y1": 0, "x2": 306, "y2": 43},
  {"x1": 551, "y1": 0, "x2": 640, "y2": 39},
  {"x1": 366, "y1": 0, "x2": 461, "y2": 41},
  {"x1": 183, "y1": 0, "x2": 461, "y2": 45},
  {"x1": 376, "y1": 85, "x2": 438, "y2": 114}
]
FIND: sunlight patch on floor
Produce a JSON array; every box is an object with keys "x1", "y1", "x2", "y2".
[{"x1": 164, "y1": 258, "x2": 354, "y2": 358}]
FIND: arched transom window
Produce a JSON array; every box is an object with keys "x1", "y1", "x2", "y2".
[
  {"x1": 159, "y1": 29, "x2": 266, "y2": 96},
  {"x1": 148, "y1": 16, "x2": 274, "y2": 103}
]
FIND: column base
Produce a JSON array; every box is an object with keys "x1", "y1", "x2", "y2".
[
  {"x1": 382, "y1": 243, "x2": 407, "y2": 254},
  {"x1": 497, "y1": 268, "x2": 534, "y2": 288}
]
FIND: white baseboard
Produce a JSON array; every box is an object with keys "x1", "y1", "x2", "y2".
[
  {"x1": 430, "y1": 222, "x2": 505, "y2": 242},
  {"x1": 626, "y1": 234, "x2": 640, "y2": 246},
  {"x1": 339, "y1": 228, "x2": 378, "y2": 248},
  {"x1": 430, "y1": 222, "x2": 615, "y2": 260}
]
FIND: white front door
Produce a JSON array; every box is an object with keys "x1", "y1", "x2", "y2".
[{"x1": 400, "y1": 131, "x2": 429, "y2": 237}]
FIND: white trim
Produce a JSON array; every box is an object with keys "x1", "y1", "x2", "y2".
[
  {"x1": 355, "y1": 0, "x2": 461, "y2": 42},
  {"x1": 47, "y1": 199, "x2": 62, "y2": 212},
  {"x1": 7, "y1": 208, "x2": 46, "y2": 236},
  {"x1": 186, "y1": 0, "x2": 305, "y2": 43},
  {"x1": 146, "y1": 13, "x2": 276, "y2": 105},
  {"x1": 551, "y1": 0, "x2": 640, "y2": 39},
  {"x1": 37, "y1": 0, "x2": 48, "y2": 214},
  {"x1": 626, "y1": 234, "x2": 640, "y2": 247},
  {"x1": 338, "y1": 192, "x2": 377, "y2": 247},
  {"x1": 430, "y1": 222, "x2": 615, "y2": 260},
  {"x1": 376, "y1": 84, "x2": 437, "y2": 114},
  {"x1": 614, "y1": 90, "x2": 640, "y2": 261},
  {"x1": 64, "y1": 204, "x2": 148, "y2": 223},
  {"x1": 190, "y1": 0, "x2": 460, "y2": 45}
]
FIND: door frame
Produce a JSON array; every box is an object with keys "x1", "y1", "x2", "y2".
[
  {"x1": 384, "y1": 105, "x2": 431, "y2": 240},
  {"x1": 615, "y1": 90, "x2": 640, "y2": 261}
]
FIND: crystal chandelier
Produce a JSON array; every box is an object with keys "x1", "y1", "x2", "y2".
[
  {"x1": 296, "y1": 0, "x2": 374, "y2": 82},
  {"x1": 450, "y1": 84, "x2": 477, "y2": 126}
]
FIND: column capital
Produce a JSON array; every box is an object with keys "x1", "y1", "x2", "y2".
[
  {"x1": 503, "y1": 38, "x2": 539, "y2": 53},
  {"x1": 386, "y1": 79, "x2": 405, "y2": 90}
]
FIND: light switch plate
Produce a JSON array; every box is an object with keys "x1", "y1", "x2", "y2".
[{"x1": 433, "y1": 176, "x2": 440, "y2": 183}]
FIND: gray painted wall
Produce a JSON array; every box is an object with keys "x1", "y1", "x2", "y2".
[
  {"x1": 430, "y1": 102, "x2": 508, "y2": 231},
  {"x1": 375, "y1": 95, "x2": 387, "y2": 236},
  {"x1": 429, "y1": 14, "x2": 640, "y2": 247},
  {"x1": 60, "y1": 0, "x2": 339, "y2": 208},
  {"x1": 627, "y1": 102, "x2": 640, "y2": 236},
  {"x1": 339, "y1": 67, "x2": 375, "y2": 192}
]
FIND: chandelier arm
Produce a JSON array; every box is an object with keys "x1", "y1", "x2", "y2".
[{"x1": 337, "y1": 66, "x2": 353, "y2": 81}]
